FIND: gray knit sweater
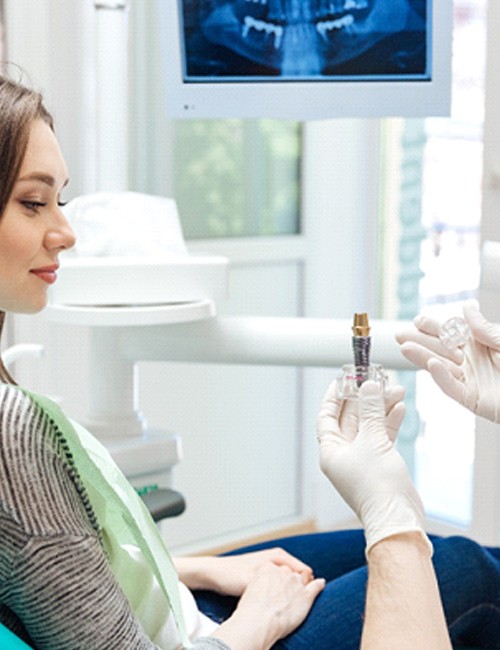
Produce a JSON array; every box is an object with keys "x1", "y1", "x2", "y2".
[{"x1": 0, "y1": 384, "x2": 230, "y2": 650}]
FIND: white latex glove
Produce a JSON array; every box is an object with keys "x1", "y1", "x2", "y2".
[
  {"x1": 317, "y1": 380, "x2": 432, "y2": 556},
  {"x1": 396, "y1": 300, "x2": 500, "y2": 423}
]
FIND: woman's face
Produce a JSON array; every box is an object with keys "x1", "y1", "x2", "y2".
[{"x1": 0, "y1": 119, "x2": 75, "y2": 313}]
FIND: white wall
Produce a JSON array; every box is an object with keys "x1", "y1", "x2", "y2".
[
  {"x1": 471, "y1": 0, "x2": 500, "y2": 545},
  {"x1": 3, "y1": 0, "x2": 96, "y2": 415},
  {"x1": 4, "y1": 0, "x2": 98, "y2": 197}
]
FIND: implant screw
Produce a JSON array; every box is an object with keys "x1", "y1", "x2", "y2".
[{"x1": 352, "y1": 313, "x2": 371, "y2": 381}]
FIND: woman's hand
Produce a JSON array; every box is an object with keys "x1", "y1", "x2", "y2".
[
  {"x1": 174, "y1": 548, "x2": 314, "y2": 596},
  {"x1": 396, "y1": 300, "x2": 500, "y2": 423},
  {"x1": 176, "y1": 546, "x2": 322, "y2": 649},
  {"x1": 211, "y1": 561, "x2": 325, "y2": 650}
]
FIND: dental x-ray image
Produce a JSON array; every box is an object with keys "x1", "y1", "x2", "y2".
[{"x1": 180, "y1": 0, "x2": 429, "y2": 80}]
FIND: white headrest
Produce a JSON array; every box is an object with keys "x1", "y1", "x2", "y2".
[{"x1": 62, "y1": 192, "x2": 187, "y2": 258}]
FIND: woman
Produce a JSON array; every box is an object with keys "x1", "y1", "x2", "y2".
[{"x1": 0, "y1": 74, "x2": 498, "y2": 650}]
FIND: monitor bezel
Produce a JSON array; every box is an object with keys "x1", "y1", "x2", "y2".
[{"x1": 159, "y1": 0, "x2": 453, "y2": 120}]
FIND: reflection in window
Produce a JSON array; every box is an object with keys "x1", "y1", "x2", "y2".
[
  {"x1": 172, "y1": 119, "x2": 302, "y2": 239},
  {"x1": 414, "y1": 0, "x2": 486, "y2": 526}
]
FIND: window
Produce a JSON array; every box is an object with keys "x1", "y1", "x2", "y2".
[
  {"x1": 129, "y1": 1, "x2": 302, "y2": 241},
  {"x1": 394, "y1": 0, "x2": 487, "y2": 526},
  {"x1": 171, "y1": 119, "x2": 302, "y2": 239}
]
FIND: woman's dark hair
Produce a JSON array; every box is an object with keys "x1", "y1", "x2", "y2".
[{"x1": 0, "y1": 75, "x2": 54, "y2": 383}]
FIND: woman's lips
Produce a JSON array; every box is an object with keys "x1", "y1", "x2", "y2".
[{"x1": 30, "y1": 266, "x2": 59, "y2": 285}]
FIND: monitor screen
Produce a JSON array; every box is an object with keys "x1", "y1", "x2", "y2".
[{"x1": 159, "y1": 0, "x2": 452, "y2": 120}]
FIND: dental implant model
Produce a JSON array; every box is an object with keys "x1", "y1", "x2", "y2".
[
  {"x1": 351, "y1": 312, "x2": 371, "y2": 380},
  {"x1": 439, "y1": 316, "x2": 470, "y2": 349},
  {"x1": 337, "y1": 312, "x2": 387, "y2": 399}
]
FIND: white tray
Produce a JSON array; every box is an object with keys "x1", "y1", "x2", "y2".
[{"x1": 48, "y1": 255, "x2": 229, "y2": 306}]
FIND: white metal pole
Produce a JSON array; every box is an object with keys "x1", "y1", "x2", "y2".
[
  {"x1": 95, "y1": 0, "x2": 129, "y2": 191},
  {"x1": 84, "y1": 327, "x2": 146, "y2": 439},
  {"x1": 119, "y1": 317, "x2": 413, "y2": 369}
]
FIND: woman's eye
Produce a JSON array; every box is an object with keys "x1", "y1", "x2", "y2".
[
  {"x1": 21, "y1": 200, "x2": 47, "y2": 212},
  {"x1": 58, "y1": 201, "x2": 68, "y2": 208}
]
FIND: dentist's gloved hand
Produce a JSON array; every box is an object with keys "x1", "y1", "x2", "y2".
[
  {"x1": 396, "y1": 300, "x2": 500, "y2": 423},
  {"x1": 317, "y1": 381, "x2": 432, "y2": 556}
]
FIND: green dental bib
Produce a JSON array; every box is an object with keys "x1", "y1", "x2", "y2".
[{"x1": 21, "y1": 388, "x2": 190, "y2": 648}]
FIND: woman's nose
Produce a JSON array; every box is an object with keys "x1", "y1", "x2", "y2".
[{"x1": 45, "y1": 209, "x2": 77, "y2": 251}]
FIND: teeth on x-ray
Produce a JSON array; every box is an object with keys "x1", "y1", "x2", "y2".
[
  {"x1": 344, "y1": 1, "x2": 369, "y2": 11},
  {"x1": 194, "y1": 0, "x2": 424, "y2": 77},
  {"x1": 184, "y1": 0, "x2": 427, "y2": 78},
  {"x1": 316, "y1": 14, "x2": 355, "y2": 41},
  {"x1": 242, "y1": 16, "x2": 284, "y2": 49}
]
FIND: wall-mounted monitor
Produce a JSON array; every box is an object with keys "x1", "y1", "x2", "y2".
[{"x1": 159, "y1": 0, "x2": 452, "y2": 120}]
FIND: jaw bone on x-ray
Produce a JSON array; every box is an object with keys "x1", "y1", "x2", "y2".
[{"x1": 182, "y1": 0, "x2": 427, "y2": 78}]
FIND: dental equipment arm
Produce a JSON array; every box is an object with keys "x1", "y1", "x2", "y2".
[
  {"x1": 396, "y1": 300, "x2": 500, "y2": 423},
  {"x1": 120, "y1": 316, "x2": 412, "y2": 369},
  {"x1": 317, "y1": 382, "x2": 450, "y2": 649},
  {"x1": 47, "y1": 308, "x2": 415, "y2": 442}
]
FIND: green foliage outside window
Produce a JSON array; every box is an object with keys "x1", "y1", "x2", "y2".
[{"x1": 172, "y1": 119, "x2": 302, "y2": 239}]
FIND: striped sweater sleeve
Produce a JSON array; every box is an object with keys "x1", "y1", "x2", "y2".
[{"x1": 0, "y1": 385, "x2": 230, "y2": 650}]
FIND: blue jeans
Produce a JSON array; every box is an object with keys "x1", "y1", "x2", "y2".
[{"x1": 193, "y1": 530, "x2": 500, "y2": 649}]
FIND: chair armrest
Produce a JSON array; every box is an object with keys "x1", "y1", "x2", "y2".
[{"x1": 139, "y1": 487, "x2": 186, "y2": 521}]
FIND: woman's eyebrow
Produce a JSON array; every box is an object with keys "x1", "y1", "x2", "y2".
[{"x1": 17, "y1": 173, "x2": 69, "y2": 188}]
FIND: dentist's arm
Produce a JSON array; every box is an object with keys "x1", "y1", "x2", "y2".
[
  {"x1": 364, "y1": 531, "x2": 450, "y2": 650},
  {"x1": 396, "y1": 300, "x2": 500, "y2": 423},
  {"x1": 317, "y1": 381, "x2": 451, "y2": 649}
]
